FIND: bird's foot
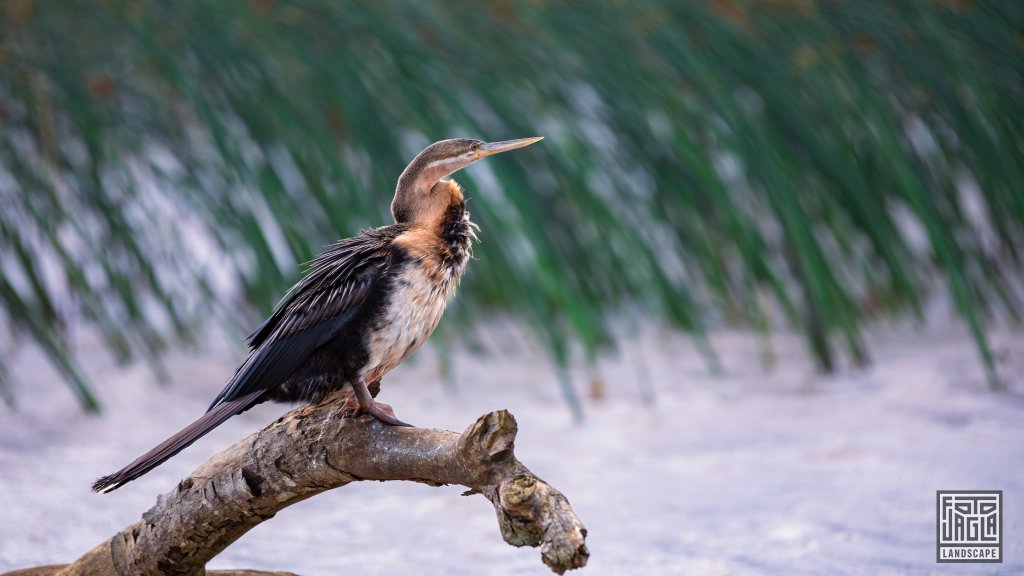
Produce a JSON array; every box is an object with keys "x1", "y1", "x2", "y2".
[
  {"x1": 365, "y1": 401, "x2": 414, "y2": 427},
  {"x1": 337, "y1": 396, "x2": 413, "y2": 427}
]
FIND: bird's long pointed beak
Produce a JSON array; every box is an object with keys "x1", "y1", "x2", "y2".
[{"x1": 475, "y1": 136, "x2": 544, "y2": 158}]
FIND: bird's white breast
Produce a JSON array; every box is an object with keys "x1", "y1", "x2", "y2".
[{"x1": 361, "y1": 258, "x2": 460, "y2": 383}]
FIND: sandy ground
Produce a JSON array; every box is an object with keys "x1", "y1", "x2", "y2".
[{"x1": 0, "y1": 321, "x2": 1022, "y2": 575}]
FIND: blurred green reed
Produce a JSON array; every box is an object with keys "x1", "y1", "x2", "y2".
[{"x1": 0, "y1": 0, "x2": 1021, "y2": 412}]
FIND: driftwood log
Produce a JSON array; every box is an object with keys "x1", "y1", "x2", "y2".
[{"x1": 4, "y1": 390, "x2": 588, "y2": 576}]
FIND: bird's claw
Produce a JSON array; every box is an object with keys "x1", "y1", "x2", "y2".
[
  {"x1": 366, "y1": 401, "x2": 414, "y2": 427},
  {"x1": 338, "y1": 396, "x2": 413, "y2": 427},
  {"x1": 337, "y1": 394, "x2": 362, "y2": 419}
]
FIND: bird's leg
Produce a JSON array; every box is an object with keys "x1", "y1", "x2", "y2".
[
  {"x1": 355, "y1": 378, "x2": 413, "y2": 427},
  {"x1": 339, "y1": 378, "x2": 413, "y2": 427}
]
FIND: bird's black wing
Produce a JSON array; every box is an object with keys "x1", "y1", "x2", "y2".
[{"x1": 207, "y1": 226, "x2": 402, "y2": 412}]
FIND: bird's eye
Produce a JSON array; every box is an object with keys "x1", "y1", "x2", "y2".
[{"x1": 471, "y1": 142, "x2": 480, "y2": 151}]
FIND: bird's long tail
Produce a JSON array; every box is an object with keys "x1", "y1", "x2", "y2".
[{"x1": 91, "y1": 390, "x2": 265, "y2": 493}]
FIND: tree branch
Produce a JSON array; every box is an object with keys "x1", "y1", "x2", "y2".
[{"x1": 9, "y1": 391, "x2": 588, "y2": 576}]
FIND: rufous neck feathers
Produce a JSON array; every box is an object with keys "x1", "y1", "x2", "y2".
[{"x1": 391, "y1": 178, "x2": 464, "y2": 227}]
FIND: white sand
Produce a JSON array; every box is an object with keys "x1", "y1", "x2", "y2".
[{"x1": 0, "y1": 322, "x2": 1021, "y2": 575}]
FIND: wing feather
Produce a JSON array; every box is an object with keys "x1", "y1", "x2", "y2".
[{"x1": 208, "y1": 226, "x2": 401, "y2": 412}]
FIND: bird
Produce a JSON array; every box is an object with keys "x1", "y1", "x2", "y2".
[{"x1": 92, "y1": 136, "x2": 543, "y2": 493}]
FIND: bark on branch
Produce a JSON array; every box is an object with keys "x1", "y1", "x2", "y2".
[{"x1": 7, "y1": 391, "x2": 588, "y2": 576}]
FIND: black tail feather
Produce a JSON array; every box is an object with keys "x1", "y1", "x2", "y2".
[{"x1": 92, "y1": 390, "x2": 265, "y2": 493}]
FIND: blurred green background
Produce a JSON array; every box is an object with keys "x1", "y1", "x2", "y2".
[{"x1": 1, "y1": 0, "x2": 1021, "y2": 413}]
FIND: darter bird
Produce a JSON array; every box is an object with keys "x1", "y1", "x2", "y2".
[{"x1": 92, "y1": 137, "x2": 543, "y2": 493}]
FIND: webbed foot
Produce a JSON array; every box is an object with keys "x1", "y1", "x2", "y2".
[{"x1": 338, "y1": 395, "x2": 413, "y2": 427}]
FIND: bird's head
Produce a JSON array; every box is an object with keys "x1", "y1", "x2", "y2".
[{"x1": 392, "y1": 137, "x2": 543, "y2": 225}]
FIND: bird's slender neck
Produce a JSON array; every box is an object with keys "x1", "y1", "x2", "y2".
[
  {"x1": 391, "y1": 179, "x2": 465, "y2": 230},
  {"x1": 393, "y1": 173, "x2": 429, "y2": 216},
  {"x1": 392, "y1": 155, "x2": 468, "y2": 225}
]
